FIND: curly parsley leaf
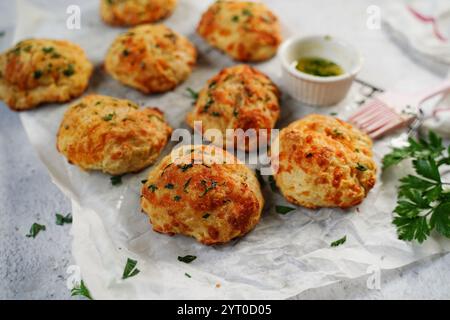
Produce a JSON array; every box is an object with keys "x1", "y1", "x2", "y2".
[
  {"x1": 26, "y1": 223, "x2": 46, "y2": 238},
  {"x1": 178, "y1": 255, "x2": 197, "y2": 264},
  {"x1": 56, "y1": 213, "x2": 72, "y2": 226},
  {"x1": 110, "y1": 175, "x2": 123, "y2": 186},
  {"x1": 383, "y1": 131, "x2": 450, "y2": 243},
  {"x1": 330, "y1": 235, "x2": 347, "y2": 247},
  {"x1": 186, "y1": 88, "x2": 199, "y2": 101},
  {"x1": 122, "y1": 258, "x2": 140, "y2": 280},
  {"x1": 71, "y1": 280, "x2": 92, "y2": 300},
  {"x1": 275, "y1": 205, "x2": 296, "y2": 215}
]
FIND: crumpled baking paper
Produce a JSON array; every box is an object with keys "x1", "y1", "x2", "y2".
[{"x1": 15, "y1": 0, "x2": 450, "y2": 299}]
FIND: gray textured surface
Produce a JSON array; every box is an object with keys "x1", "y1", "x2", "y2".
[{"x1": 0, "y1": 0, "x2": 450, "y2": 300}]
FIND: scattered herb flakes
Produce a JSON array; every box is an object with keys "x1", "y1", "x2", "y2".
[
  {"x1": 306, "y1": 153, "x2": 314, "y2": 158},
  {"x1": 141, "y1": 179, "x2": 148, "y2": 184},
  {"x1": 174, "y1": 195, "x2": 181, "y2": 202},
  {"x1": 42, "y1": 47, "x2": 54, "y2": 54},
  {"x1": 242, "y1": 8, "x2": 253, "y2": 16},
  {"x1": 200, "y1": 180, "x2": 217, "y2": 197},
  {"x1": 110, "y1": 175, "x2": 123, "y2": 186},
  {"x1": 179, "y1": 163, "x2": 193, "y2": 172},
  {"x1": 161, "y1": 163, "x2": 173, "y2": 176},
  {"x1": 202, "y1": 213, "x2": 211, "y2": 219},
  {"x1": 332, "y1": 129, "x2": 343, "y2": 137},
  {"x1": 185, "y1": 273, "x2": 192, "y2": 278},
  {"x1": 231, "y1": 15, "x2": 239, "y2": 22},
  {"x1": 268, "y1": 175, "x2": 277, "y2": 192},
  {"x1": 63, "y1": 64, "x2": 75, "y2": 77},
  {"x1": 209, "y1": 81, "x2": 217, "y2": 89},
  {"x1": 55, "y1": 213, "x2": 72, "y2": 226},
  {"x1": 148, "y1": 184, "x2": 158, "y2": 192},
  {"x1": 71, "y1": 280, "x2": 93, "y2": 300},
  {"x1": 275, "y1": 205, "x2": 296, "y2": 215},
  {"x1": 356, "y1": 163, "x2": 367, "y2": 172},
  {"x1": 178, "y1": 255, "x2": 197, "y2": 264},
  {"x1": 186, "y1": 88, "x2": 199, "y2": 100},
  {"x1": 183, "y1": 178, "x2": 192, "y2": 193},
  {"x1": 165, "y1": 183, "x2": 175, "y2": 189},
  {"x1": 164, "y1": 32, "x2": 177, "y2": 43},
  {"x1": 203, "y1": 95, "x2": 214, "y2": 112},
  {"x1": 233, "y1": 109, "x2": 239, "y2": 117},
  {"x1": 26, "y1": 223, "x2": 46, "y2": 238},
  {"x1": 122, "y1": 49, "x2": 130, "y2": 56},
  {"x1": 331, "y1": 235, "x2": 347, "y2": 247},
  {"x1": 103, "y1": 113, "x2": 115, "y2": 121},
  {"x1": 330, "y1": 112, "x2": 338, "y2": 116},
  {"x1": 33, "y1": 70, "x2": 43, "y2": 79},
  {"x1": 122, "y1": 258, "x2": 140, "y2": 279},
  {"x1": 211, "y1": 112, "x2": 221, "y2": 117}
]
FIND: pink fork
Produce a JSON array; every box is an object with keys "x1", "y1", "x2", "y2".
[{"x1": 349, "y1": 80, "x2": 450, "y2": 139}]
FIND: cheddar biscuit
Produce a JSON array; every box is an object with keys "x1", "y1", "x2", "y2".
[
  {"x1": 0, "y1": 39, "x2": 92, "y2": 110},
  {"x1": 100, "y1": 0, "x2": 177, "y2": 26},
  {"x1": 57, "y1": 94, "x2": 172, "y2": 175},
  {"x1": 141, "y1": 145, "x2": 264, "y2": 245},
  {"x1": 105, "y1": 24, "x2": 196, "y2": 94},
  {"x1": 197, "y1": 1, "x2": 282, "y2": 62},
  {"x1": 186, "y1": 65, "x2": 280, "y2": 150},
  {"x1": 273, "y1": 114, "x2": 376, "y2": 209}
]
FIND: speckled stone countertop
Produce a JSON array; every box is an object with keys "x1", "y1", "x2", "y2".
[{"x1": 0, "y1": 0, "x2": 449, "y2": 299}]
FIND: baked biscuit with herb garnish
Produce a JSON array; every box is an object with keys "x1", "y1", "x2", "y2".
[
  {"x1": 100, "y1": 0, "x2": 177, "y2": 26},
  {"x1": 0, "y1": 39, "x2": 92, "y2": 111},
  {"x1": 273, "y1": 114, "x2": 376, "y2": 209},
  {"x1": 141, "y1": 145, "x2": 264, "y2": 245},
  {"x1": 57, "y1": 94, "x2": 172, "y2": 175},
  {"x1": 197, "y1": 1, "x2": 282, "y2": 62},
  {"x1": 186, "y1": 65, "x2": 280, "y2": 151},
  {"x1": 105, "y1": 24, "x2": 196, "y2": 94}
]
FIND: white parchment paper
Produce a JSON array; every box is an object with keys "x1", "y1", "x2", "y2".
[{"x1": 16, "y1": 0, "x2": 450, "y2": 299}]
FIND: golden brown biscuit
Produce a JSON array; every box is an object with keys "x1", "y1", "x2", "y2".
[
  {"x1": 100, "y1": 0, "x2": 177, "y2": 26},
  {"x1": 186, "y1": 65, "x2": 280, "y2": 150},
  {"x1": 57, "y1": 94, "x2": 172, "y2": 175},
  {"x1": 141, "y1": 145, "x2": 264, "y2": 245},
  {"x1": 105, "y1": 24, "x2": 196, "y2": 94},
  {"x1": 273, "y1": 114, "x2": 376, "y2": 209},
  {"x1": 0, "y1": 39, "x2": 93, "y2": 111},
  {"x1": 197, "y1": 0, "x2": 282, "y2": 62}
]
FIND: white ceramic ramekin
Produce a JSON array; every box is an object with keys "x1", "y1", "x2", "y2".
[{"x1": 278, "y1": 35, "x2": 363, "y2": 106}]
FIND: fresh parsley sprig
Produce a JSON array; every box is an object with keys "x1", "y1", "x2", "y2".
[
  {"x1": 383, "y1": 131, "x2": 450, "y2": 243},
  {"x1": 71, "y1": 280, "x2": 92, "y2": 300},
  {"x1": 122, "y1": 258, "x2": 140, "y2": 279}
]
